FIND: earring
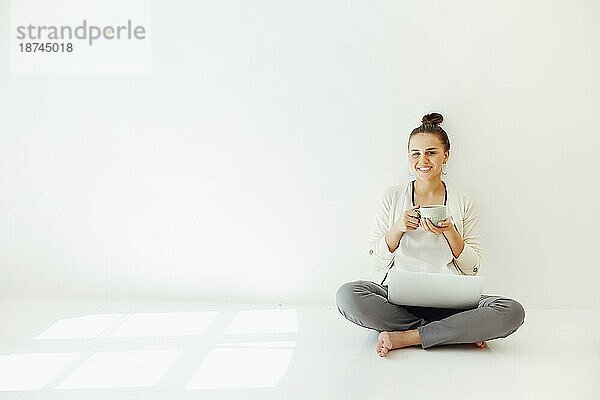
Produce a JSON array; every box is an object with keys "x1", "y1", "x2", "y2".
[{"x1": 442, "y1": 163, "x2": 448, "y2": 175}]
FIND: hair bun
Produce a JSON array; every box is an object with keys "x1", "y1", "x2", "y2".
[{"x1": 421, "y1": 113, "x2": 443, "y2": 125}]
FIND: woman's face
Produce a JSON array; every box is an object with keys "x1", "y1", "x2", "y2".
[{"x1": 408, "y1": 133, "x2": 449, "y2": 181}]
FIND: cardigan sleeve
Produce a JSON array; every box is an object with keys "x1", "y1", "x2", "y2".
[
  {"x1": 367, "y1": 188, "x2": 395, "y2": 273},
  {"x1": 453, "y1": 194, "x2": 484, "y2": 276}
]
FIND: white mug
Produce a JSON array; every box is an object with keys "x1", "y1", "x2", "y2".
[{"x1": 418, "y1": 205, "x2": 446, "y2": 227}]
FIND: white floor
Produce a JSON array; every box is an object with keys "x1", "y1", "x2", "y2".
[{"x1": 0, "y1": 295, "x2": 598, "y2": 400}]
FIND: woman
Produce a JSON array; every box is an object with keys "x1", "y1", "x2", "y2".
[{"x1": 336, "y1": 113, "x2": 525, "y2": 357}]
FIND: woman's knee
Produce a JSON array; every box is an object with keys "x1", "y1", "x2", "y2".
[
  {"x1": 336, "y1": 280, "x2": 369, "y2": 313},
  {"x1": 501, "y1": 299, "x2": 526, "y2": 335},
  {"x1": 512, "y1": 300, "x2": 526, "y2": 326}
]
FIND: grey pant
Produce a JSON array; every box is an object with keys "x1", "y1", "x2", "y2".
[{"x1": 336, "y1": 280, "x2": 525, "y2": 349}]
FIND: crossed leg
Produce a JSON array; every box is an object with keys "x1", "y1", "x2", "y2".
[{"x1": 336, "y1": 280, "x2": 524, "y2": 357}]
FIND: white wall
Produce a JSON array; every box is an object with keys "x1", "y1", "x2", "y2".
[{"x1": 1, "y1": 0, "x2": 599, "y2": 308}]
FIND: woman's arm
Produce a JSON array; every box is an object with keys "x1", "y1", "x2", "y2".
[
  {"x1": 449, "y1": 195, "x2": 484, "y2": 275},
  {"x1": 425, "y1": 193, "x2": 483, "y2": 276},
  {"x1": 443, "y1": 228, "x2": 465, "y2": 259},
  {"x1": 385, "y1": 229, "x2": 404, "y2": 253},
  {"x1": 367, "y1": 188, "x2": 397, "y2": 273}
]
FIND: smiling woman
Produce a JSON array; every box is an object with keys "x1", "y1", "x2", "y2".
[{"x1": 336, "y1": 112, "x2": 526, "y2": 357}]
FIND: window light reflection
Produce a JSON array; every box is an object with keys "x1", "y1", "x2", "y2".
[
  {"x1": 0, "y1": 353, "x2": 80, "y2": 391},
  {"x1": 224, "y1": 310, "x2": 299, "y2": 334},
  {"x1": 186, "y1": 346, "x2": 293, "y2": 390},
  {"x1": 56, "y1": 349, "x2": 182, "y2": 389}
]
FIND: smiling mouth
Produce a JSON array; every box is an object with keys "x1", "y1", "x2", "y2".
[{"x1": 417, "y1": 166, "x2": 432, "y2": 172}]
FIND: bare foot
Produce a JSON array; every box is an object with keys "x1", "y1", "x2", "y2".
[
  {"x1": 376, "y1": 330, "x2": 420, "y2": 357},
  {"x1": 377, "y1": 332, "x2": 393, "y2": 357},
  {"x1": 474, "y1": 341, "x2": 488, "y2": 348}
]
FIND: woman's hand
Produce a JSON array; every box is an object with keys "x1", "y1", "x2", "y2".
[
  {"x1": 421, "y1": 216, "x2": 457, "y2": 236},
  {"x1": 392, "y1": 205, "x2": 421, "y2": 233},
  {"x1": 385, "y1": 205, "x2": 421, "y2": 253}
]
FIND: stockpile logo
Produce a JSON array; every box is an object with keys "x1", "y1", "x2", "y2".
[
  {"x1": 10, "y1": 0, "x2": 151, "y2": 74},
  {"x1": 16, "y1": 20, "x2": 147, "y2": 47}
]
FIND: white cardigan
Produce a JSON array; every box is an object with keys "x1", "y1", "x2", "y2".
[{"x1": 367, "y1": 182, "x2": 484, "y2": 285}]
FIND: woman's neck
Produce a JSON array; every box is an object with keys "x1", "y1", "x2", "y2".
[{"x1": 413, "y1": 179, "x2": 445, "y2": 197}]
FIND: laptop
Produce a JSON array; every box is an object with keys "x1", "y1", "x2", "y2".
[{"x1": 387, "y1": 268, "x2": 484, "y2": 309}]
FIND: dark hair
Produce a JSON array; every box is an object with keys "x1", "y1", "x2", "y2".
[{"x1": 408, "y1": 113, "x2": 450, "y2": 152}]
